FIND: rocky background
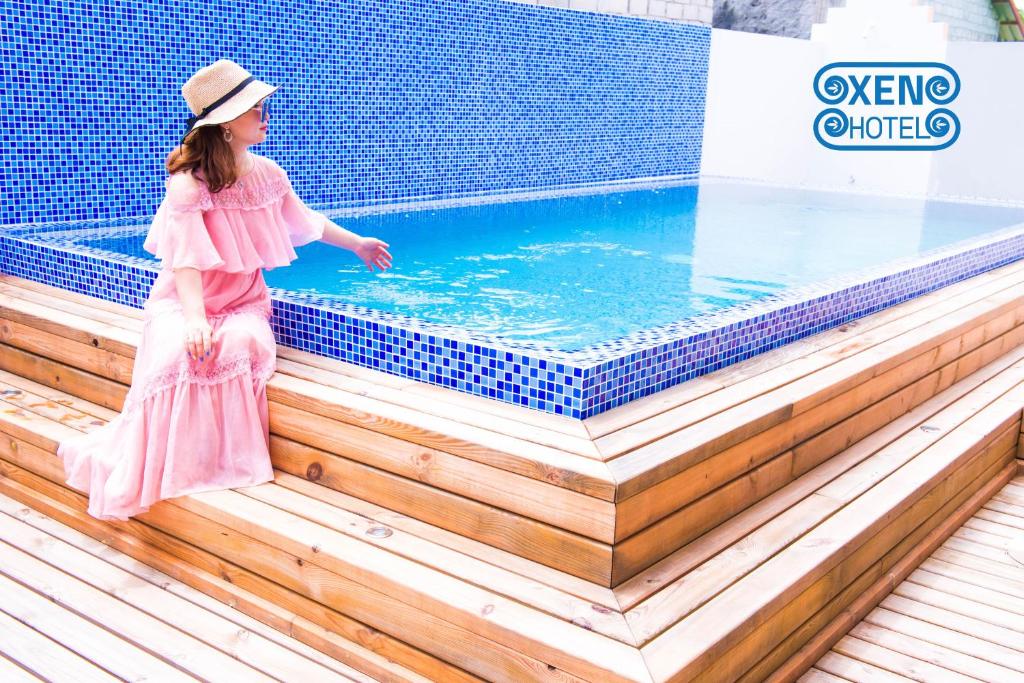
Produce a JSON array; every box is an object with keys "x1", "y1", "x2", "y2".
[
  {"x1": 713, "y1": 0, "x2": 840, "y2": 38},
  {"x1": 713, "y1": 0, "x2": 999, "y2": 41}
]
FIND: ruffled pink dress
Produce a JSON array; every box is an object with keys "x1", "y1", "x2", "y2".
[{"x1": 58, "y1": 154, "x2": 328, "y2": 520}]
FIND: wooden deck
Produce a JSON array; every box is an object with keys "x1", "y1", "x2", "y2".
[
  {"x1": 1, "y1": 261, "x2": 1024, "y2": 681},
  {"x1": 799, "y1": 473, "x2": 1024, "y2": 683},
  {"x1": 0, "y1": 490, "x2": 396, "y2": 682}
]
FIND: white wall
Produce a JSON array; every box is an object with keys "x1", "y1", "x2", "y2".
[
  {"x1": 700, "y1": 28, "x2": 1024, "y2": 204},
  {"x1": 927, "y1": 41, "x2": 1024, "y2": 202}
]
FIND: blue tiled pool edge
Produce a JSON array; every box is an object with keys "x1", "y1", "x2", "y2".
[{"x1": 3, "y1": 221, "x2": 1024, "y2": 420}]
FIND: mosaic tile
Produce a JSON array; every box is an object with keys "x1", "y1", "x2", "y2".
[
  {"x1": 5, "y1": 216, "x2": 1024, "y2": 418},
  {"x1": 1, "y1": 0, "x2": 710, "y2": 225}
]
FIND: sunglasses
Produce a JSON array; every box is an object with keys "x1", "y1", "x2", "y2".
[{"x1": 251, "y1": 98, "x2": 271, "y2": 121}]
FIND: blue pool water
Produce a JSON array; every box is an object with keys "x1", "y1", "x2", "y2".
[{"x1": 67, "y1": 181, "x2": 1024, "y2": 351}]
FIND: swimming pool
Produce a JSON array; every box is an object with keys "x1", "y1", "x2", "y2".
[{"x1": 5, "y1": 178, "x2": 1024, "y2": 418}]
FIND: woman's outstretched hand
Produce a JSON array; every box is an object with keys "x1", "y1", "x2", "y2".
[{"x1": 355, "y1": 237, "x2": 393, "y2": 272}]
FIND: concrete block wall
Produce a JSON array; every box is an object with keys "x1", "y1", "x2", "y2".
[
  {"x1": 716, "y1": 0, "x2": 997, "y2": 41},
  {"x1": 714, "y1": 0, "x2": 840, "y2": 38},
  {"x1": 926, "y1": 0, "x2": 999, "y2": 41},
  {"x1": 508, "y1": 0, "x2": 713, "y2": 24}
]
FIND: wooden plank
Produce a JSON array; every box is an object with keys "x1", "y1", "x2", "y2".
[
  {"x1": 961, "y1": 516, "x2": 1022, "y2": 538},
  {"x1": 0, "y1": 406, "x2": 592, "y2": 683},
  {"x1": 609, "y1": 292, "x2": 1024, "y2": 501},
  {"x1": 706, "y1": 443, "x2": 1012, "y2": 683},
  {"x1": 0, "y1": 492, "x2": 389, "y2": 683},
  {"x1": 0, "y1": 510, "x2": 362, "y2": 682},
  {"x1": 861, "y1": 607, "x2": 1024, "y2": 675},
  {"x1": 0, "y1": 293, "x2": 139, "y2": 357},
  {"x1": 595, "y1": 260, "x2": 1024, "y2": 450},
  {"x1": 849, "y1": 621, "x2": 1024, "y2": 682},
  {"x1": 586, "y1": 259, "x2": 1024, "y2": 439},
  {"x1": 892, "y1": 581, "x2": 1024, "y2": 632},
  {"x1": 612, "y1": 337, "x2": 1024, "y2": 581},
  {"x1": 833, "y1": 635, "x2": 977, "y2": 682},
  {"x1": 277, "y1": 352, "x2": 594, "y2": 444},
  {"x1": 799, "y1": 663, "x2": 867, "y2": 682},
  {"x1": 976, "y1": 506, "x2": 1024, "y2": 531},
  {"x1": 641, "y1": 390, "x2": 1021, "y2": 681},
  {"x1": 0, "y1": 342, "x2": 128, "y2": 413},
  {"x1": 929, "y1": 547, "x2": 1024, "y2": 583},
  {"x1": 0, "y1": 573, "x2": 198, "y2": 679},
  {"x1": 0, "y1": 654, "x2": 45, "y2": 683},
  {"x1": 0, "y1": 281, "x2": 144, "y2": 331},
  {"x1": 270, "y1": 438, "x2": 615, "y2": 586},
  {"x1": 0, "y1": 456, "x2": 564, "y2": 683},
  {"x1": 814, "y1": 650, "x2": 916, "y2": 681},
  {"x1": 171, "y1": 488, "x2": 651, "y2": 683},
  {"x1": 993, "y1": 487, "x2": 1024, "y2": 508},
  {"x1": 0, "y1": 316, "x2": 135, "y2": 384},
  {"x1": 612, "y1": 448, "x2": 796, "y2": 583},
  {"x1": 0, "y1": 367, "x2": 119, "y2": 421},
  {"x1": 622, "y1": 421, "x2": 1015, "y2": 651},
  {"x1": 950, "y1": 527, "x2": 1015, "y2": 553},
  {"x1": 1002, "y1": 480, "x2": 1024, "y2": 497},
  {"x1": 0, "y1": 467, "x2": 462, "y2": 683},
  {"x1": 237, "y1": 481, "x2": 634, "y2": 645},
  {"x1": 917, "y1": 557, "x2": 1024, "y2": 597},
  {"x1": 981, "y1": 498, "x2": 1024, "y2": 521},
  {"x1": 614, "y1": 350, "x2": 1019, "y2": 609},
  {"x1": 268, "y1": 404, "x2": 615, "y2": 541},
  {"x1": 905, "y1": 568, "x2": 1024, "y2": 616},
  {"x1": 0, "y1": 538, "x2": 276, "y2": 681},
  {"x1": 267, "y1": 374, "x2": 616, "y2": 500},
  {"x1": 625, "y1": 322, "x2": 1012, "y2": 541},
  {"x1": 621, "y1": 372, "x2": 1023, "y2": 639},
  {"x1": 878, "y1": 593, "x2": 1024, "y2": 653},
  {"x1": 0, "y1": 606, "x2": 128, "y2": 683},
  {"x1": 0, "y1": 380, "x2": 117, "y2": 433},
  {"x1": 0, "y1": 373, "x2": 616, "y2": 585},
  {"x1": 0, "y1": 274, "x2": 145, "y2": 321},
  {"x1": 747, "y1": 456, "x2": 1015, "y2": 683},
  {"x1": 271, "y1": 469, "x2": 618, "y2": 609}
]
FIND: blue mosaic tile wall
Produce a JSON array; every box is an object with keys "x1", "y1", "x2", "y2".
[
  {"x1": 1, "y1": 0, "x2": 710, "y2": 226},
  {"x1": 4, "y1": 221, "x2": 1024, "y2": 419}
]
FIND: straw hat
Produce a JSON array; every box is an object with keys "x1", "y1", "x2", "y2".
[{"x1": 179, "y1": 59, "x2": 278, "y2": 144}]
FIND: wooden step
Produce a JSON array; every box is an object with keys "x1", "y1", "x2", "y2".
[
  {"x1": 796, "y1": 473, "x2": 1024, "y2": 682},
  {"x1": 614, "y1": 352, "x2": 1024, "y2": 680},
  {"x1": 0, "y1": 275, "x2": 618, "y2": 584},
  {"x1": 1, "y1": 322, "x2": 1021, "y2": 680},
  {"x1": 0, "y1": 491, "x2": 389, "y2": 682},
  {"x1": 0, "y1": 376, "x2": 643, "y2": 681},
  {"x1": 4, "y1": 263, "x2": 1024, "y2": 586}
]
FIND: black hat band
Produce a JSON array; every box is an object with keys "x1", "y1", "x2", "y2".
[{"x1": 180, "y1": 75, "x2": 256, "y2": 145}]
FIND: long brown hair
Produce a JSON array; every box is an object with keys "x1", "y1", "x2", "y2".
[{"x1": 165, "y1": 125, "x2": 242, "y2": 193}]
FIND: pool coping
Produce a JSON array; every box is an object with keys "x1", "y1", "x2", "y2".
[{"x1": 5, "y1": 179, "x2": 1024, "y2": 419}]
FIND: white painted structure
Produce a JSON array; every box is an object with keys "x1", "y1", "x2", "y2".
[{"x1": 702, "y1": 0, "x2": 1024, "y2": 203}]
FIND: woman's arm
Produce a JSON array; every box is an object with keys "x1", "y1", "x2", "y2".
[
  {"x1": 174, "y1": 267, "x2": 206, "y2": 318},
  {"x1": 320, "y1": 220, "x2": 392, "y2": 272},
  {"x1": 319, "y1": 220, "x2": 362, "y2": 251},
  {"x1": 174, "y1": 266, "x2": 212, "y2": 361}
]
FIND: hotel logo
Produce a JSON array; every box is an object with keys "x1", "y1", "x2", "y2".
[{"x1": 813, "y1": 62, "x2": 960, "y2": 151}]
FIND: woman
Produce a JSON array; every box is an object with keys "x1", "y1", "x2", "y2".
[{"x1": 58, "y1": 59, "x2": 392, "y2": 520}]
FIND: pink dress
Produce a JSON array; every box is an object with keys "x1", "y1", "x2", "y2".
[{"x1": 58, "y1": 154, "x2": 327, "y2": 521}]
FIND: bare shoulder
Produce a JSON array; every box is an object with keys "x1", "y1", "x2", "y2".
[
  {"x1": 260, "y1": 155, "x2": 288, "y2": 178},
  {"x1": 164, "y1": 171, "x2": 205, "y2": 206}
]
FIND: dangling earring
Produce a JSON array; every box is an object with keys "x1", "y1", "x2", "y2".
[{"x1": 223, "y1": 127, "x2": 233, "y2": 143}]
